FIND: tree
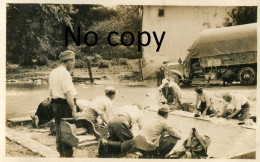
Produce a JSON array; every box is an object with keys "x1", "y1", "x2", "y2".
[
  {"x1": 6, "y1": 4, "x2": 143, "y2": 67},
  {"x1": 6, "y1": 4, "x2": 118, "y2": 66},
  {"x1": 6, "y1": 4, "x2": 77, "y2": 66},
  {"x1": 224, "y1": 7, "x2": 257, "y2": 26},
  {"x1": 88, "y1": 5, "x2": 143, "y2": 60}
]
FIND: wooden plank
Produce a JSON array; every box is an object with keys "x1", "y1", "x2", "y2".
[
  {"x1": 78, "y1": 135, "x2": 96, "y2": 144},
  {"x1": 74, "y1": 128, "x2": 87, "y2": 135},
  {"x1": 7, "y1": 117, "x2": 32, "y2": 126},
  {"x1": 6, "y1": 127, "x2": 59, "y2": 157},
  {"x1": 148, "y1": 109, "x2": 256, "y2": 130},
  {"x1": 77, "y1": 141, "x2": 99, "y2": 147},
  {"x1": 230, "y1": 150, "x2": 256, "y2": 159},
  {"x1": 60, "y1": 121, "x2": 79, "y2": 147}
]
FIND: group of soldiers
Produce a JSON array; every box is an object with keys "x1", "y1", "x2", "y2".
[
  {"x1": 31, "y1": 50, "x2": 251, "y2": 158},
  {"x1": 158, "y1": 77, "x2": 251, "y2": 123},
  {"x1": 32, "y1": 50, "x2": 184, "y2": 158}
]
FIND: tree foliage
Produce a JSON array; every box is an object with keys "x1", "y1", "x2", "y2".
[
  {"x1": 224, "y1": 7, "x2": 257, "y2": 26},
  {"x1": 88, "y1": 5, "x2": 143, "y2": 60},
  {"x1": 6, "y1": 4, "x2": 142, "y2": 66}
]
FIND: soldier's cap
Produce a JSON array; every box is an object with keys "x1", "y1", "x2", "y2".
[
  {"x1": 195, "y1": 87, "x2": 203, "y2": 94},
  {"x1": 59, "y1": 50, "x2": 75, "y2": 61},
  {"x1": 105, "y1": 86, "x2": 116, "y2": 95},
  {"x1": 222, "y1": 92, "x2": 232, "y2": 98},
  {"x1": 158, "y1": 107, "x2": 169, "y2": 114}
]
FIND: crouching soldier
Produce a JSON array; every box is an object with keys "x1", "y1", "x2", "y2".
[
  {"x1": 98, "y1": 104, "x2": 143, "y2": 155},
  {"x1": 31, "y1": 98, "x2": 54, "y2": 128},
  {"x1": 32, "y1": 98, "x2": 81, "y2": 128},
  {"x1": 134, "y1": 107, "x2": 183, "y2": 158},
  {"x1": 220, "y1": 93, "x2": 250, "y2": 122},
  {"x1": 194, "y1": 87, "x2": 217, "y2": 117},
  {"x1": 159, "y1": 78, "x2": 184, "y2": 111},
  {"x1": 79, "y1": 87, "x2": 116, "y2": 128}
]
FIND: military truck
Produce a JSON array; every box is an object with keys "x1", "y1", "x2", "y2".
[{"x1": 165, "y1": 23, "x2": 257, "y2": 86}]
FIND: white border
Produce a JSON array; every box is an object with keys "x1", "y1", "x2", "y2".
[
  {"x1": 1, "y1": 0, "x2": 259, "y2": 162},
  {"x1": 3, "y1": 0, "x2": 259, "y2": 6}
]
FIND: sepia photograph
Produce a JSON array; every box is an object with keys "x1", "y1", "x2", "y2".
[{"x1": 5, "y1": 2, "x2": 257, "y2": 160}]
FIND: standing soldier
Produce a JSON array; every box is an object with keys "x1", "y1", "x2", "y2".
[
  {"x1": 49, "y1": 50, "x2": 78, "y2": 157},
  {"x1": 156, "y1": 64, "x2": 166, "y2": 86}
]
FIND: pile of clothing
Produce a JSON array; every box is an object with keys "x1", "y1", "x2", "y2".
[{"x1": 168, "y1": 128, "x2": 211, "y2": 159}]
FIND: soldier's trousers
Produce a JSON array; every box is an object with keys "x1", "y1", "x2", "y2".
[{"x1": 52, "y1": 99, "x2": 74, "y2": 157}]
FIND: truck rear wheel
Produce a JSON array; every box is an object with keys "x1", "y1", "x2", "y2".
[{"x1": 238, "y1": 67, "x2": 256, "y2": 85}]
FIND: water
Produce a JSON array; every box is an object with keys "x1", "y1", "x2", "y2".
[
  {"x1": 6, "y1": 82, "x2": 158, "y2": 119},
  {"x1": 6, "y1": 82, "x2": 257, "y2": 119}
]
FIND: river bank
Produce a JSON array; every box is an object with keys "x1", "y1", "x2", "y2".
[{"x1": 6, "y1": 60, "x2": 153, "y2": 84}]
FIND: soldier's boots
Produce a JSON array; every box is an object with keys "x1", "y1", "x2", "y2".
[{"x1": 98, "y1": 139, "x2": 121, "y2": 155}]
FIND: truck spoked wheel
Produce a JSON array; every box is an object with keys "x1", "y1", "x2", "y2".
[
  {"x1": 169, "y1": 73, "x2": 180, "y2": 85},
  {"x1": 238, "y1": 67, "x2": 256, "y2": 85}
]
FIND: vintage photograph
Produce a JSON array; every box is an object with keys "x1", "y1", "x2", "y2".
[{"x1": 5, "y1": 3, "x2": 257, "y2": 159}]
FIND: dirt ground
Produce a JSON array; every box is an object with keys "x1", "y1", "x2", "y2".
[
  {"x1": 6, "y1": 61, "x2": 143, "y2": 83},
  {"x1": 5, "y1": 125, "x2": 138, "y2": 158},
  {"x1": 6, "y1": 138, "x2": 42, "y2": 157}
]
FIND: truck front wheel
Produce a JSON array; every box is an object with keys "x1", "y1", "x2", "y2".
[
  {"x1": 238, "y1": 67, "x2": 256, "y2": 85},
  {"x1": 168, "y1": 73, "x2": 180, "y2": 85}
]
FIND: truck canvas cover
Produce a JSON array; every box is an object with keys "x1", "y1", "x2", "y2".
[{"x1": 186, "y1": 23, "x2": 257, "y2": 60}]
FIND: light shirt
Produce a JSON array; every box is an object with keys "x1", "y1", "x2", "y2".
[
  {"x1": 114, "y1": 105, "x2": 143, "y2": 136},
  {"x1": 229, "y1": 94, "x2": 248, "y2": 110},
  {"x1": 49, "y1": 66, "x2": 77, "y2": 99},
  {"x1": 170, "y1": 81, "x2": 182, "y2": 99},
  {"x1": 89, "y1": 95, "x2": 113, "y2": 120},
  {"x1": 135, "y1": 115, "x2": 182, "y2": 151},
  {"x1": 77, "y1": 99, "x2": 91, "y2": 111},
  {"x1": 195, "y1": 90, "x2": 211, "y2": 107}
]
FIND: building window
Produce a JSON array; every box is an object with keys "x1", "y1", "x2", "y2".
[{"x1": 158, "y1": 9, "x2": 164, "y2": 17}]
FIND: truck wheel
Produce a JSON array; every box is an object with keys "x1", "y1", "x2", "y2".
[
  {"x1": 169, "y1": 73, "x2": 180, "y2": 85},
  {"x1": 238, "y1": 67, "x2": 256, "y2": 85}
]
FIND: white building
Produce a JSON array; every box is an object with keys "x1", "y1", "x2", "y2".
[{"x1": 142, "y1": 6, "x2": 233, "y2": 77}]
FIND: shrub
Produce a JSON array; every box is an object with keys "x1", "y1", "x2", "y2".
[
  {"x1": 118, "y1": 58, "x2": 128, "y2": 65},
  {"x1": 98, "y1": 60, "x2": 109, "y2": 68},
  {"x1": 47, "y1": 60, "x2": 59, "y2": 69},
  {"x1": 75, "y1": 59, "x2": 88, "y2": 68}
]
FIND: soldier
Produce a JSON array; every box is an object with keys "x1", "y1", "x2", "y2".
[
  {"x1": 156, "y1": 64, "x2": 166, "y2": 86},
  {"x1": 31, "y1": 98, "x2": 54, "y2": 128},
  {"x1": 49, "y1": 50, "x2": 78, "y2": 157},
  {"x1": 134, "y1": 107, "x2": 183, "y2": 158},
  {"x1": 79, "y1": 87, "x2": 116, "y2": 127},
  {"x1": 220, "y1": 93, "x2": 250, "y2": 122},
  {"x1": 194, "y1": 87, "x2": 217, "y2": 117},
  {"x1": 159, "y1": 78, "x2": 184, "y2": 110},
  {"x1": 98, "y1": 104, "x2": 143, "y2": 155}
]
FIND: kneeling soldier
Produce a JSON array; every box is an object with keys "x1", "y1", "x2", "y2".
[
  {"x1": 134, "y1": 107, "x2": 183, "y2": 158},
  {"x1": 98, "y1": 104, "x2": 143, "y2": 155}
]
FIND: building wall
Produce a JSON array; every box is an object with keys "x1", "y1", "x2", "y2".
[{"x1": 142, "y1": 6, "x2": 232, "y2": 77}]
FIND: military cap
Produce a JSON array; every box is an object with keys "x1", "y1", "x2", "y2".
[
  {"x1": 59, "y1": 50, "x2": 75, "y2": 61},
  {"x1": 158, "y1": 107, "x2": 169, "y2": 114}
]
